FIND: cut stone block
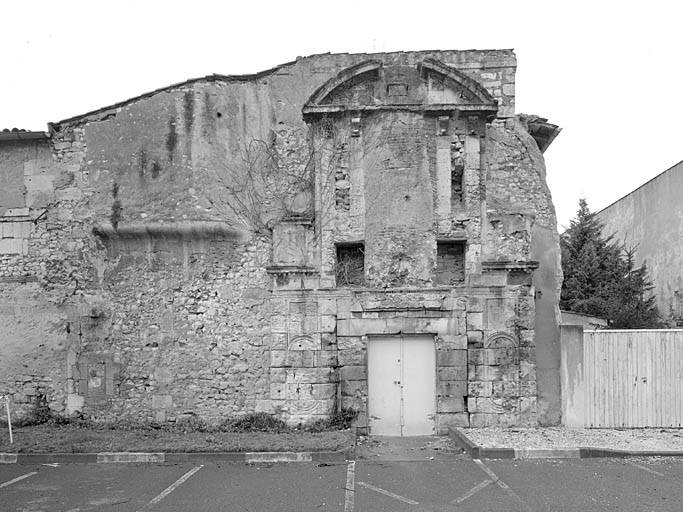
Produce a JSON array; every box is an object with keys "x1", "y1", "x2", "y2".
[
  {"x1": 319, "y1": 315, "x2": 336, "y2": 333},
  {"x1": 436, "y1": 348, "x2": 467, "y2": 367},
  {"x1": 340, "y1": 365, "x2": 366, "y2": 381},
  {"x1": 437, "y1": 366, "x2": 467, "y2": 381},
  {"x1": 285, "y1": 367, "x2": 334, "y2": 384},
  {"x1": 438, "y1": 334, "x2": 467, "y2": 349},
  {"x1": 437, "y1": 396, "x2": 465, "y2": 413},
  {"x1": 436, "y1": 412, "x2": 470, "y2": 432},
  {"x1": 468, "y1": 381, "x2": 493, "y2": 397},
  {"x1": 338, "y1": 349, "x2": 365, "y2": 366},
  {"x1": 469, "y1": 348, "x2": 519, "y2": 366},
  {"x1": 467, "y1": 312, "x2": 484, "y2": 330},
  {"x1": 437, "y1": 380, "x2": 467, "y2": 397}
]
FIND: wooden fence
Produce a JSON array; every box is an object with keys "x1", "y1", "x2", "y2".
[{"x1": 561, "y1": 328, "x2": 683, "y2": 427}]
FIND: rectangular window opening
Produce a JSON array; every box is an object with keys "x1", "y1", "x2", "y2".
[
  {"x1": 335, "y1": 242, "x2": 365, "y2": 287},
  {"x1": 435, "y1": 241, "x2": 466, "y2": 285},
  {"x1": 451, "y1": 141, "x2": 464, "y2": 205},
  {"x1": 350, "y1": 116, "x2": 361, "y2": 137},
  {"x1": 438, "y1": 116, "x2": 450, "y2": 136}
]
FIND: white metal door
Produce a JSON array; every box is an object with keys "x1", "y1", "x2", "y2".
[{"x1": 367, "y1": 335, "x2": 436, "y2": 436}]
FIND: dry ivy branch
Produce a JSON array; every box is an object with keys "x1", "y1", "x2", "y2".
[
  {"x1": 203, "y1": 116, "x2": 392, "y2": 279},
  {"x1": 206, "y1": 127, "x2": 318, "y2": 234}
]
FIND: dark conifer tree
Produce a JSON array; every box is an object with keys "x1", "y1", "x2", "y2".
[{"x1": 560, "y1": 199, "x2": 661, "y2": 328}]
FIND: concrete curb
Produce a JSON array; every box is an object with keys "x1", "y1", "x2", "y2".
[
  {"x1": 447, "y1": 427, "x2": 683, "y2": 460},
  {"x1": 0, "y1": 450, "x2": 350, "y2": 464}
]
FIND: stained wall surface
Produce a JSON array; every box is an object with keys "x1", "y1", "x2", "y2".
[{"x1": 0, "y1": 50, "x2": 562, "y2": 429}]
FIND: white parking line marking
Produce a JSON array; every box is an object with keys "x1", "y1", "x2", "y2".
[
  {"x1": 474, "y1": 459, "x2": 533, "y2": 512},
  {"x1": 0, "y1": 471, "x2": 38, "y2": 489},
  {"x1": 357, "y1": 481, "x2": 420, "y2": 505},
  {"x1": 627, "y1": 460, "x2": 665, "y2": 477},
  {"x1": 452, "y1": 478, "x2": 494, "y2": 504},
  {"x1": 344, "y1": 461, "x2": 355, "y2": 512},
  {"x1": 136, "y1": 465, "x2": 203, "y2": 511}
]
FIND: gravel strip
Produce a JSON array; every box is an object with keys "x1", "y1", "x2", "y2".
[{"x1": 463, "y1": 428, "x2": 683, "y2": 451}]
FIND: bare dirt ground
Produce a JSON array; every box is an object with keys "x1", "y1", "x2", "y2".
[{"x1": 463, "y1": 427, "x2": 683, "y2": 451}]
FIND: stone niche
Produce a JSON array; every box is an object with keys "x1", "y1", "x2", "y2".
[
  {"x1": 67, "y1": 352, "x2": 121, "y2": 413},
  {"x1": 271, "y1": 218, "x2": 316, "y2": 267},
  {"x1": 268, "y1": 218, "x2": 319, "y2": 290}
]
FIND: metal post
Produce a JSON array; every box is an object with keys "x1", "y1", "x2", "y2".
[{"x1": 5, "y1": 396, "x2": 12, "y2": 444}]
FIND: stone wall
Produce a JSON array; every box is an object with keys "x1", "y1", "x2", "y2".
[
  {"x1": 71, "y1": 234, "x2": 272, "y2": 422},
  {"x1": 485, "y1": 117, "x2": 563, "y2": 424},
  {"x1": 0, "y1": 49, "x2": 561, "y2": 429}
]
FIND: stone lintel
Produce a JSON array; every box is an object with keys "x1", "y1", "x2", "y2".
[
  {"x1": 303, "y1": 103, "x2": 498, "y2": 116},
  {"x1": 266, "y1": 265, "x2": 318, "y2": 274},
  {"x1": 481, "y1": 260, "x2": 539, "y2": 272},
  {"x1": 278, "y1": 215, "x2": 314, "y2": 225}
]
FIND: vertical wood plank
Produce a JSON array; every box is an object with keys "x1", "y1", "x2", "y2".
[{"x1": 571, "y1": 330, "x2": 683, "y2": 427}]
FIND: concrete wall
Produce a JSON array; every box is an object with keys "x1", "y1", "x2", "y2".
[
  {"x1": 559, "y1": 325, "x2": 584, "y2": 427},
  {"x1": 0, "y1": 49, "x2": 562, "y2": 428},
  {"x1": 596, "y1": 161, "x2": 683, "y2": 324}
]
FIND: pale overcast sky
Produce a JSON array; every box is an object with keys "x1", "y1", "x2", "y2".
[{"x1": 2, "y1": 0, "x2": 681, "y2": 229}]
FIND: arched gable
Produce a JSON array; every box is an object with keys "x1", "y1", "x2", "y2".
[
  {"x1": 303, "y1": 58, "x2": 498, "y2": 117},
  {"x1": 305, "y1": 60, "x2": 383, "y2": 107},
  {"x1": 417, "y1": 58, "x2": 496, "y2": 106}
]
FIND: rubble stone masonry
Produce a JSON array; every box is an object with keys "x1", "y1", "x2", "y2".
[{"x1": 0, "y1": 50, "x2": 562, "y2": 430}]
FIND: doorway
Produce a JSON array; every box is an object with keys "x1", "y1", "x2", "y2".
[{"x1": 367, "y1": 335, "x2": 436, "y2": 436}]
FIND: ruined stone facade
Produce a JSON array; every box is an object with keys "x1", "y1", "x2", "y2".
[{"x1": 0, "y1": 50, "x2": 562, "y2": 432}]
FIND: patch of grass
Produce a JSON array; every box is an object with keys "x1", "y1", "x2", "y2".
[
  {"x1": 220, "y1": 412, "x2": 288, "y2": 433},
  {"x1": 0, "y1": 424, "x2": 354, "y2": 453},
  {"x1": 12, "y1": 391, "x2": 53, "y2": 427},
  {"x1": 304, "y1": 408, "x2": 358, "y2": 433},
  {"x1": 0, "y1": 409, "x2": 358, "y2": 453}
]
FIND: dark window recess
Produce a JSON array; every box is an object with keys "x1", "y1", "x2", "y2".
[
  {"x1": 435, "y1": 241, "x2": 465, "y2": 285},
  {"x1": 336, "y1": 243, "x2": 365, "y2": 286},
  {"x1": 451, "y1": 141, "x2": 464, "y2": 204},
  {"x1": 350, "y1": 116, "x2": 361, "y2": 137},
  {"x1": 438, "y1": 116, "x2": 450, "y2": 136}
]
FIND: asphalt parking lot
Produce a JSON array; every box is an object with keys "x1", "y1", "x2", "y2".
[{"x1": 2, "y1": 453, "x2": 683, "y2": 512}]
